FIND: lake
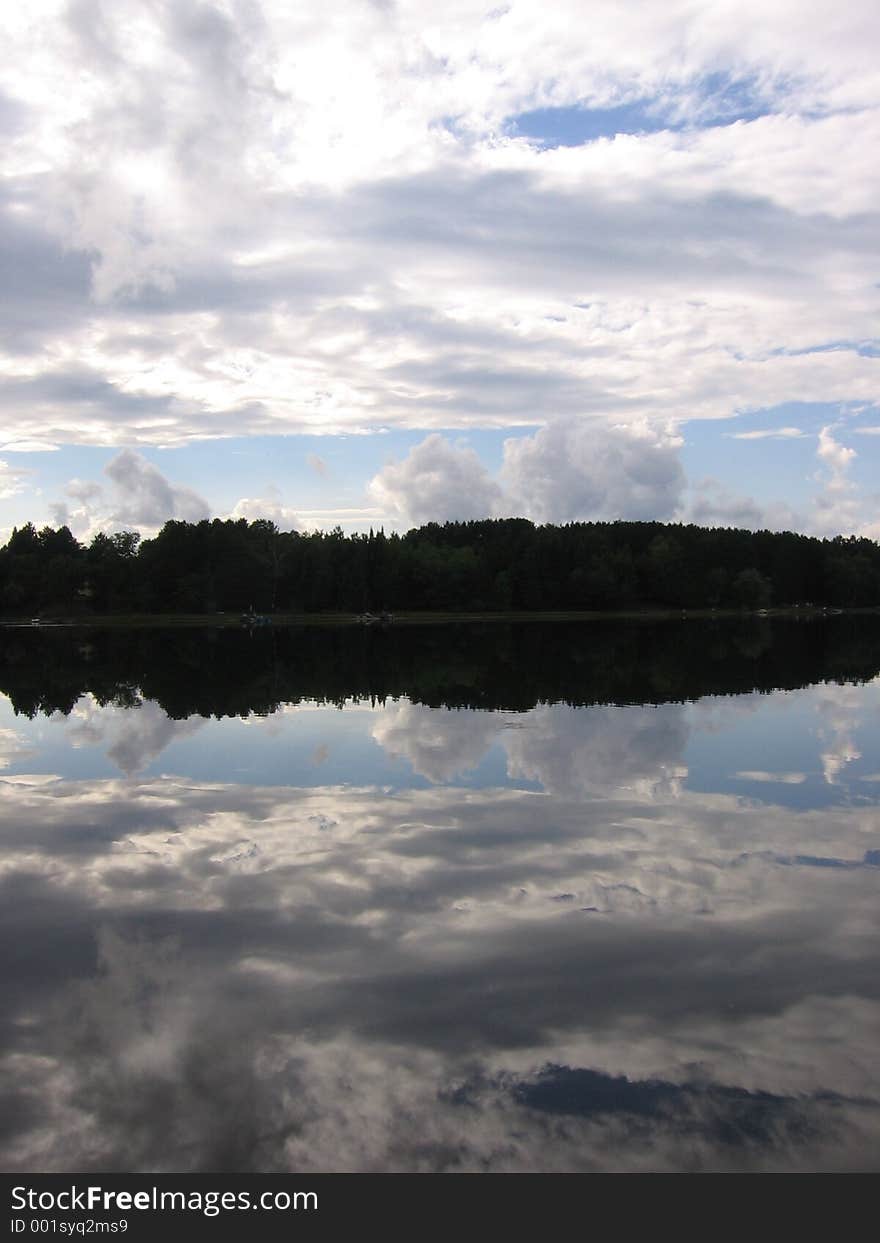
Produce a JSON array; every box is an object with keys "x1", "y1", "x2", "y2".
[{"x1": 1, "y1": 615, "x2": 879, "y2": 1172}]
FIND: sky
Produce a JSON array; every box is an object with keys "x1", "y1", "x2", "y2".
[{"x1": 0, "y1": 0, "x2": 878, "y2": 543}]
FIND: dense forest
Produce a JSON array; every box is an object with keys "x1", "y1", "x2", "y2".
[{"x1": 1, "y1": 516, "x2": 879, "y2": 616}]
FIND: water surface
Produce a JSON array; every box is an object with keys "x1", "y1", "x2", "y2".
[{"x1": 1, "y1": 617, "x2": 879, "y2": 1171}]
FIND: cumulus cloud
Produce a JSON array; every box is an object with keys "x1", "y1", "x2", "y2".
[
  {"x1": 685, "y1": 426, "x2": 880, "y2": 540},
  {"x1": 230, "y1": 493, "x2": 301, "y2": 531},
  {"x1": 368, "y1": 423, "x2": 685, "y2": 526},
  {"x1": 688, "y1": 479, "x2": 802, "y2": 533},
  {"x1": 811, "y1": 425, "x2": 868, "y2": 537},
  {"x1": 49, "y1": 450, "x2": 210, "y2": 539},
  {"x1": 104, "y1": 450, "x2": 209, "y2": 526},
  {"x1": 816, "y1": 425, "x2": 857, "y2": 488},
  {"x1": 499, "y1": 420, "x2": 685, "y2": 524},
  {"x1": 689, "y1": 480, "x2": 766, "y2": 530},
  {"x1": 368, "y1": 433, "x2": 503, "y2": 525}
]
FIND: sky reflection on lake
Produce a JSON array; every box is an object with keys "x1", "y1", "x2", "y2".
[{"x1": 1, "y1": 622, "x2": 879, "y2": 1172}]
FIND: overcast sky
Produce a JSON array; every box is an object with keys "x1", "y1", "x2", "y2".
[{"x1": 1, "y1": 0, "x2": 878, "y2": 542}]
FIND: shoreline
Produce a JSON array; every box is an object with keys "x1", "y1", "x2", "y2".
[{"x1": 2, "y1": 605, "x2": 878, "y2": 629}]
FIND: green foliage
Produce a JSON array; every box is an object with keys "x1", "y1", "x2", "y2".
[{"x1": 1, "y1": 516, "x2": 879, "y2": 615}]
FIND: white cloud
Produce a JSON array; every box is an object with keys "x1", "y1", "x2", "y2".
[
  {"x1": 0, "y1": 0, "x2": 877, "y2": 550},
  {"x1": 816, "y1": 425, "x2": 856, "y2": 484},
  {"x1": 368, "y1": 433, "x2": 502, "y2": 525},
  {"x1": 368, "y1": 422, "x2": 684, "y2": 526},
  {"x1": 688, "y1": 478, "x2": 802, "y2": 533},
  {"x1": 689, "y1": 426, "x2": 880, "y2": 539},
  {"x1": 0, "y1": 457, "x2": 29, "y2": 500},
  {"x1": 0, "y1": 440, "x2": 59, "y2": 452},
  {"x1": 104, "y1": 449, "x2": 209, "y2": 526},
  {"x1": 0, "y1": 0, "x2": 876, "y2": 462},
  {"x1": 499, "y1": 420, "x2": 685, "y2": 524},
  {"x1": 729, "y1": 428, "x2": 806, "y2": 440},
  {"x1": 367, "y1": 420, "x2": 878, "y2": 540},
  {"x1": 230, "y1": 494, "x2": 301, "y2": 531},
  {"x1": 811, "y1": 425, "x2": 866, "y2": 537},
  {"x1": 49, "y1": 450, "x2": 209, "y2": 539}
]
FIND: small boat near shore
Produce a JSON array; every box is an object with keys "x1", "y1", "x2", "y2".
[{"x1": 357, "y1": 611, "x2": 394, "y2": 627}]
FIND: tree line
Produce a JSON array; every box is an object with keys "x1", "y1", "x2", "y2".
[{"x1": 1, "y1": 516, "x2": 879, "y2": 616}]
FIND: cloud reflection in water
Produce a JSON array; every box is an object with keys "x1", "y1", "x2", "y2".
[{"x1": 1, "y1": 673, "x2": 879, "y2": 1174}]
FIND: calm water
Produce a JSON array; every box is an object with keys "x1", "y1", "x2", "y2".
[{"x1": 1, "y1": 617, "x2": 879, "y2": 1172}]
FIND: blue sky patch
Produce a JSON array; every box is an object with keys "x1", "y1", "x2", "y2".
[
  {"x1": 510, "y1": 102, "x2": 671, "y2": 146},
  {"x1": 509, "y1": 73, "x2": 774, "y2": 149}
]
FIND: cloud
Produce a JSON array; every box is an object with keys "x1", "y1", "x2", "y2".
[
  {"x1": 688, "y1": 425, "x2": 880, "y2": 539},
  {"x1": 104, "y1": 449, "x2": 209, "y2": 527},
  {"x1": 230, "y1": 494, "x2": 301, "y2": 531},
  {"x1": 729, "y1": 428, "x2": 806, "y2": 440},
  {"x1": 811, "y1": 425, "x2": 870, "y2": 537},
  {"x1": 0, "y1": 457, "x2": 29, "y2": 500},
  {"x1": 0, "y1": 1, "x2": 876, "y2": 462},
  {"x1": 66, "y1": 478, "x2": 104, "y2": 504},
  {"x1": 688, "y1": 480, "x2": 766, "y2": 530},
  {"x1": 0, "y1": 0, "x2": 877, "y2": 551},
  {"x1": 816, "y1": 424, "x2": 857, "y2": 486},
  {"x1": 688, "y1": 479, "x2": 802, "y2": 533},
  {"x1": 367, "y1": 422, "x2": 685, "y2": 527},
  {"x1": 0, "y1": 440, "x2": 59, "y2": 452},
  {"x1": 368, "y1": 433, "x2": 503, "y2": 525},
  {"x1": 499, "y1": 420, "x2": 685, "y2": 524},
  {"x1": 49, "y1": 450, "x2": 210, "y2": 539}
]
